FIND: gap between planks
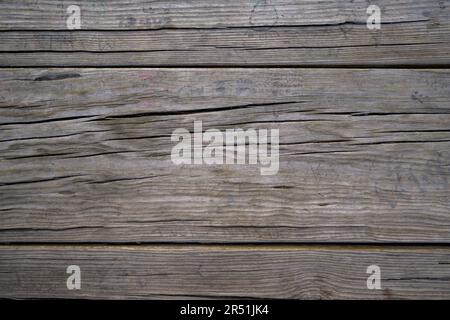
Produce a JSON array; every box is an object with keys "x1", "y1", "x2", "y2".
[
  {"x1": 1, "y1": 243, "x2": 450, "y2": 251},
  {"x1": 1, "y1": 65, "x2": 450, "y2": 69}
]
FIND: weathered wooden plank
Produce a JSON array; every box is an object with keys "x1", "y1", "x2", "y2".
[
  {"x1": 0, "y1": 68, "x2": 449, "y2": 243},
  {"x1": 0, "y1": 0, "x2": 445, "y2": 30},
  {"x1": 1, "y1": 245, "x2": 450, "y2": 299},
  {"x1": 0, "y1": 0, "x2": 449, "y2": 66}
]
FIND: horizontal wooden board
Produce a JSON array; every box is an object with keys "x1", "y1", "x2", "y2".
[
  {"x1": 2, "y1": 0, "x2": 446, "y2": 30},
  {"x1": 0, "y1": 68, "x2": 449, "y2": 243},
  {"x1": 1, "y1": 245, "x2": 450, "y2": 299},
  {"x1": 0, "y1": 0, "x2": 449, "y2": 66}
]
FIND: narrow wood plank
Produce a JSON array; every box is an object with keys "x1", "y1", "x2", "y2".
[
  {"x1": 0, "y1": 68, "x2": 449, "y2": 243},
  {"x1": 0, "y1": 0, "x2": 445, "y2": 30},
  {"x1": 1, "y1": 245, "x2": 450, "y2": 299},
  {"x1": 0, "y1": 0, "x2": 449, "y2": 66}
]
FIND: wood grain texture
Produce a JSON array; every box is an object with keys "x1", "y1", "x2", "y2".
[
  {"x1": 0, "y1": 0, "x2": 449, "y2": 66},
  {"x1": 1, "y1": 245, "x2": 450, "y2": 299},
  {"x1": 1, "y1": 1, "x2": 450, "y2": 301},
  {"x1": 1, "y1": 68, "x2": 449, "y2": 243}
]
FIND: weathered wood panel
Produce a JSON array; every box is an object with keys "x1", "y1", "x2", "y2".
[
  {"x1": 1, "y1": 0, "x2": 449, "y2": 301},
  {"x1": 2, "y1": 0, "x2": 445, "y2": 30},
  {"x1": 1, "y1": 245, "x2": 450, "y2": 299},
  {"x1": 0, "y1": 68, "x2": 449, "y2": 243},
  {"x1": 0, "y1": 0, "x2": 449, "y2": 66}
]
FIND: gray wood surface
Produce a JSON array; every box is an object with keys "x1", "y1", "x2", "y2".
[
  {"x1": 1, "y1": 68, "x2": 449, "y2": 243},
  {"x1": 1, "y1": 245, "x2": 450, "y2": 299},
  {"x1": 1, "y1": 1, "x2": 450, "y2": 300},
  {"x1": 0, "y1": 0, "x2": 449, "y2": 66}
]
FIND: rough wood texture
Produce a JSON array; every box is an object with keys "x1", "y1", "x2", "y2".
[
  {"x1": 1, "y1": 245, "x2": 450, "y2": 299},
  {"x1": 1, "y1": 1, "x2": 450, "y2": 301},
  {"x1": 1, "y1": 68, "x2": 449, "y2": 243},
  {"x1": 0, "y1": 0, "x2": 449, "y2": 66}
]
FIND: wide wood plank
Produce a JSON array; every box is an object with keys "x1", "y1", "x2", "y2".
[
  {"x1": 0, "y1": 68, "x2": 449, "y2": 243},
  {"x1": 0, "y1": 0, "x2": 449, "y2": 66},
  {"x1": 1, "y1": 245, "x2": 450, "y2": 299}
]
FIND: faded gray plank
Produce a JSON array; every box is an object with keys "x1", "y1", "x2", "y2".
[
  {"x1": 0, "y1": 0, "x2": 445, "y2": 30},
  {"x1": 0, "y1": 0, "x2": 449, "y2": 66},
  {"x1": 1, "y1": 245, "x2": 450, "y2": 299},
  {"x1": 0, "y1": 68, "x2": 449, "y2": 243}
]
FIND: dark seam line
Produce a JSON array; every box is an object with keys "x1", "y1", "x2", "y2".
[
  {"x1": 1, "y1": 65, "x2": 450, "y2": 69},
  {"x1": 0, "y1": 242, "x2": 449, "y2": 247},
  {"x1": 1, "y1": 41, "x2": 447, "y2": 54},
  {"x1": 0, "y1": 19, "x2": 430, "y2": 33}
]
